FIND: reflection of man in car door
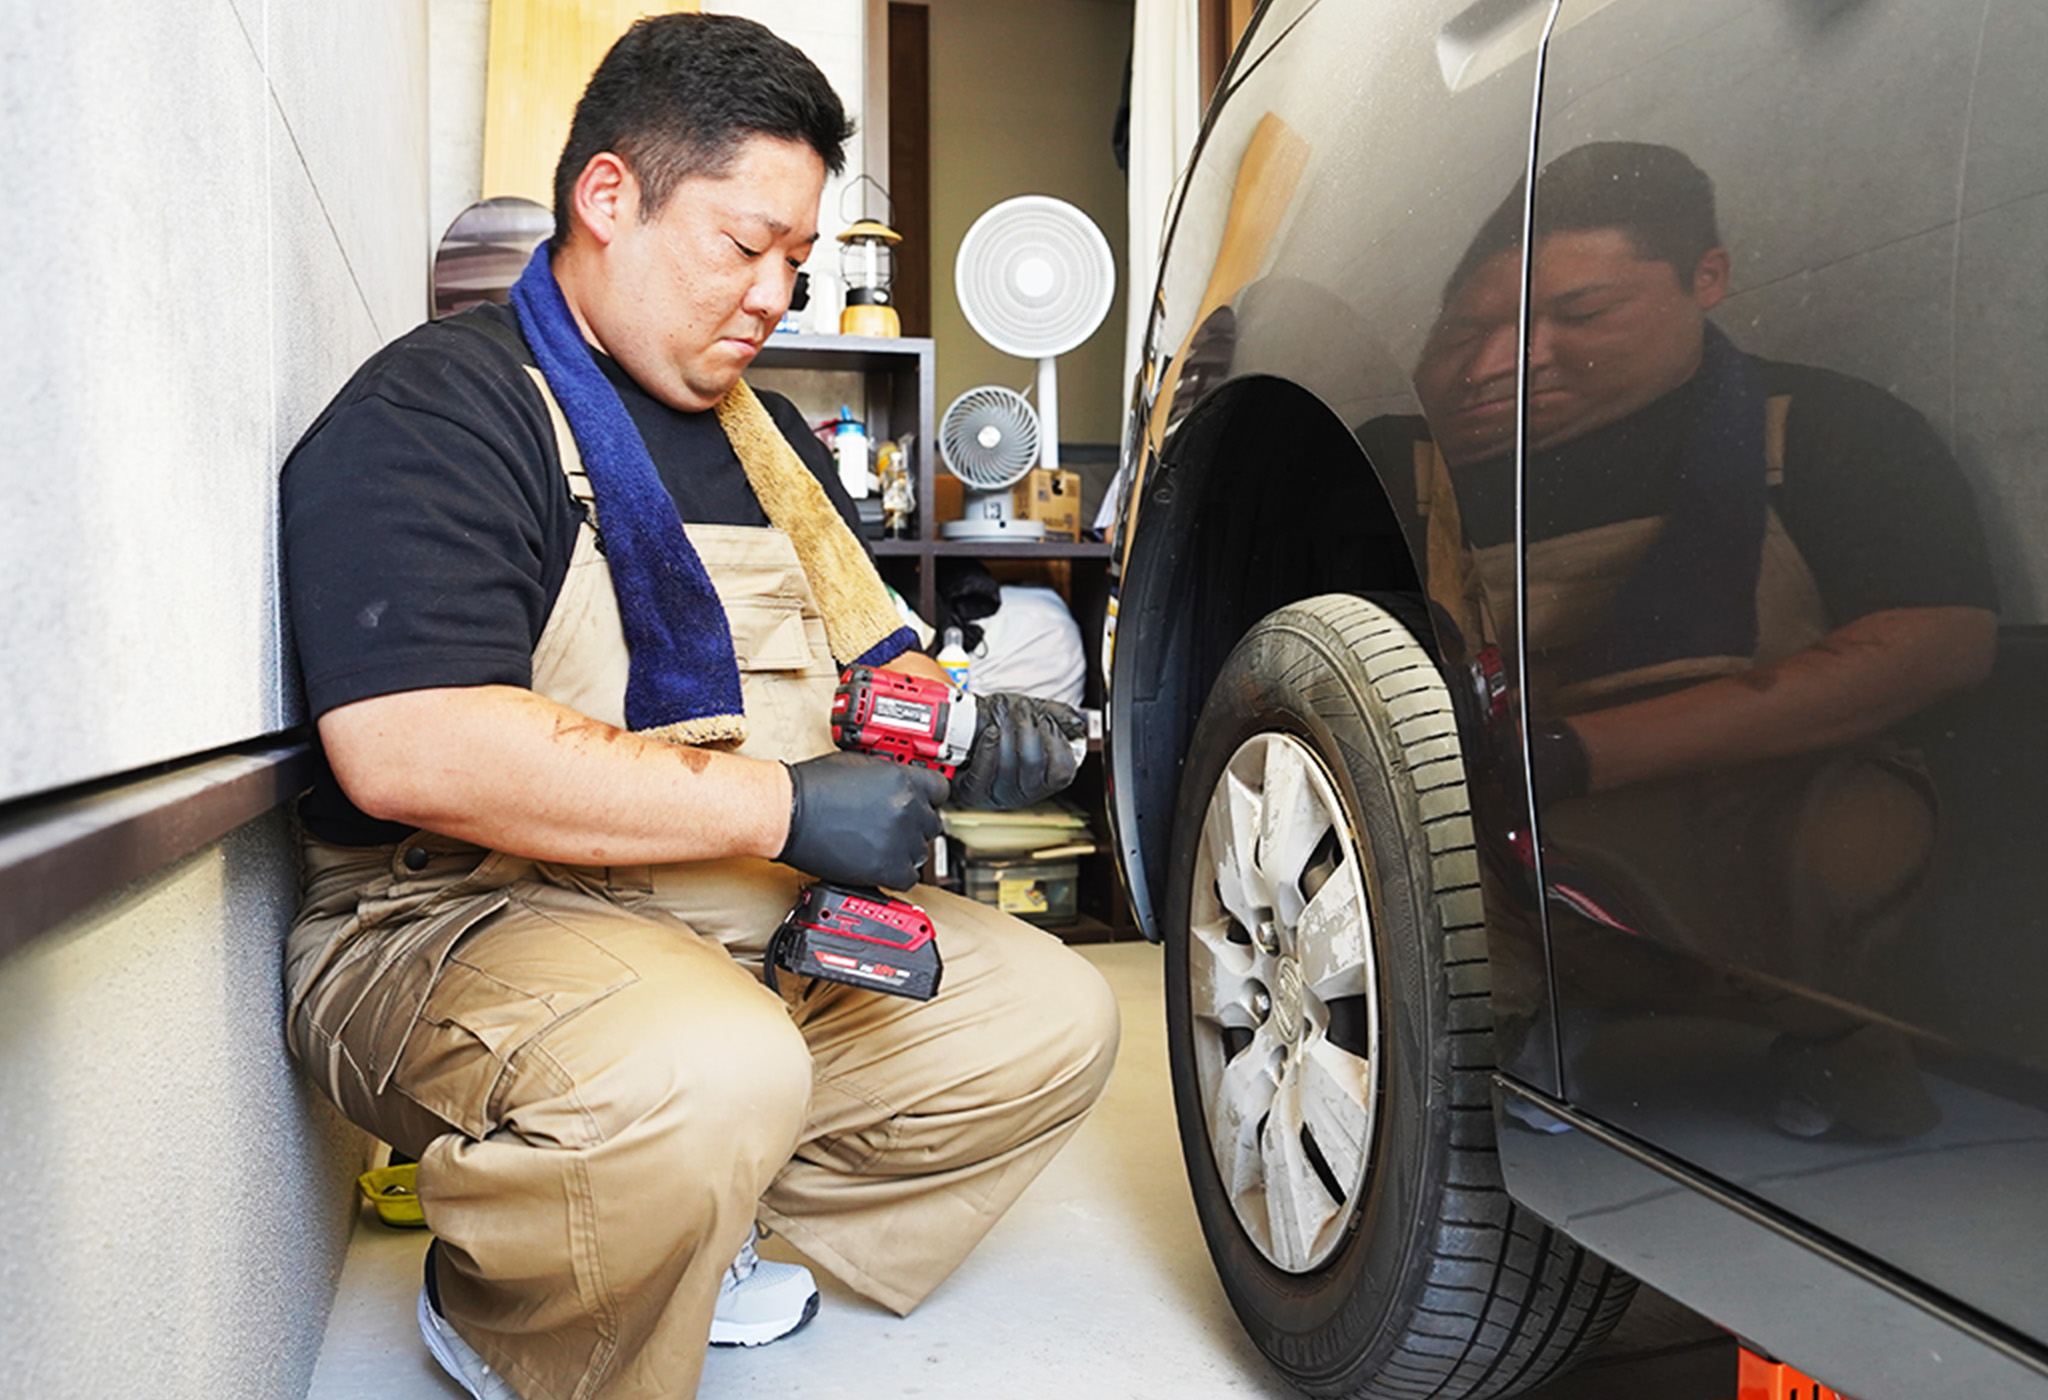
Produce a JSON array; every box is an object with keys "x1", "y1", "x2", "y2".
[{"x1": 1388, "y1": 142, "x2": 1999, "y2": 1133}]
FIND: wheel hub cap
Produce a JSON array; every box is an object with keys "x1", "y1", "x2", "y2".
[
  {"x1": 1187, "y1": 732, "x2": 1381, "y2": 1273},
  {"x1": 1271, "y1": 957, "x2": 1305, "y2": 1044}
]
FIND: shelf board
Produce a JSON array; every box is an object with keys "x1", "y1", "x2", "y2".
[
  {"x1": 1040, "y1": 913, "x2": 1139, "y2": 945},
  {"x1": 875, "y1": 539, "x2": 1110, "y2": 559},
  {"x1": 754, "y1": 333, "x2": 933, "y2": 373},
  {"x1": 933, "y1": 538, "x2": 1109, "y2": 558}
]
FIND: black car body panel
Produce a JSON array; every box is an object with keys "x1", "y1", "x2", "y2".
[
  {"x1": 1108, "y1": 0, "x2": 2048, "y2": 1391},
  {"x1": 1497, "y1": 1079, "x2": 2048, "y2": 1398},
  {"x1": 1108, "y1": 0, "x2": 1564, "y2": 1086}
]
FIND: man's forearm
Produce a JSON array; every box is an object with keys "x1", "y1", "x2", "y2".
[
  {"x1": 318, "y1": 684, "x2": 794, "y2": 865},
  {"x1": 883, "y1": 647, "x2": 950, "y2": 685},
  {"x1": 1567, "y1": 606, "x2": 1996, "y2": 792}
]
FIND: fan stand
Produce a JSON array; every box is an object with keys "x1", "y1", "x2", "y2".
[
  {"x1": 1035, "y1": 355, "x2": 1061, "y2": 474},
  {"x1": 942, "y1": 478, "x2": 1047, "y2": 541}
]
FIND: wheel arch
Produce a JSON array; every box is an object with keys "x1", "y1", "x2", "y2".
[{"x1": 1109, "y1": 375, "x2": 1429, "y2": 940}]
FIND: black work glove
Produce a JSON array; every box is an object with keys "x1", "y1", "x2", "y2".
[
  {"x1": 779, "y1": 751, "x2": 949, "y2": 890},
  {"x1": 949, "y1": 692, "x2": 1089, "y2": 810}
]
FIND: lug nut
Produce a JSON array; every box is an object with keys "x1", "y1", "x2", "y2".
[
  {"x1": 1255, "y1": 920, "x2": 1281, "y2": 955},
  {"x1": 1251, "y1": 988, "x2": 1273, "y2": 1022}
]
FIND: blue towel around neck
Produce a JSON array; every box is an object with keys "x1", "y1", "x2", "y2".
[{"x1": 509, "y1": 245, "x2": 747, "y2": 738}]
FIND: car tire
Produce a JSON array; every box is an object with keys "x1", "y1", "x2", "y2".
[{"x1": 1164, "y1": 593, "x2": 1634, "y2": 1399}]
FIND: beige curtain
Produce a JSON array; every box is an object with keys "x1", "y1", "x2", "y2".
[
  {"x1": 1123, "y1": 0, "x2": 1203, "y2": 391},
  {"x1": 1102, "y1": 0, "x2": 1203, "y2": 533}
]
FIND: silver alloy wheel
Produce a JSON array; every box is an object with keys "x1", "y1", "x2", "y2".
[{"x1": 1188, "y1": 731, "x2": 1381, "y2": 1273}]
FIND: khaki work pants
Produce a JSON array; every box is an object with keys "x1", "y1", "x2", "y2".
[{"x1": 286, "y1": 833, "x2": 1119, "y2": 1400}]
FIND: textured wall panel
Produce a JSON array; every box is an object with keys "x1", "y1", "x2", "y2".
[
  {"x1": 429, "y1": 0, "x2": 493, "y2": 253},
  {"x1": 0, "y1": 0, "x2": 428, "y2": 804},
  {"x1": 268, "y1": 1, "x2": 431, "y2": 342},
  {"x1": 0, "y1": 817, "x2": 368, "y2": 1400},
  {"x1": 0, "y1": 1, "x2": 276, "y2": 802},
  {"x1": 0, "y1": 1, "x2": 425, "y2": 1394}
]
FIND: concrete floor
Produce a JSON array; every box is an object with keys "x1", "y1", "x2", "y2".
[{"x1": 306, "y1": 941, "x2": 1731, "y2": 1400}]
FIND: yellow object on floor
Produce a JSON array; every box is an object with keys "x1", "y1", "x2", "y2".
[{"x1": 357, "y1": 1162, "x2": 427, "y2": 1229}]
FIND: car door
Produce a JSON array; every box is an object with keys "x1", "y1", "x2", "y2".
[{"x1": 1521, "y1": 0, "x2": 2048, "y2": 1345}]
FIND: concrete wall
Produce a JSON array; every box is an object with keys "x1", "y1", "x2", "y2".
[
  {"x1": 0, "y1": 817, "x2": 365, "y2": 1400},
  {"x1": 0, "y1": 0, "x2": 428, "y2": 805},
  {"x1": 430, "y1": 0, "x2": 493, "y2": 255},
  {"x1": 0, "y1": 0, "x2": 426, "y2": 1394},
  {"x1": 928, "y1": 0, "x2": 1133, "y2": 447}
]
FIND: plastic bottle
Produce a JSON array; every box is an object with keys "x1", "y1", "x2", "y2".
[
  {"x1": 937, "y1": 626, "x2": 972, "y2": 692},
  {"x1": 833, "y1": 406, "x2": 870, "y2": 499}
]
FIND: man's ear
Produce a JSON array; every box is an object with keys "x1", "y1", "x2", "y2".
[
  {"x1": 570, "y1": 153, "x2": 636, "y2": 248},
  {"x1": 1691, "y1": 246, "x2": 1732, "y2": 311}
]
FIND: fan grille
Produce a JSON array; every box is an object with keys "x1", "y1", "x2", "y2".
[
  {"x1": 955, "y1": 196, "x2": 1116, "y2": 359},
  {"x1": 941, "y1": 386, "x2": 1041, "y2": 489}
]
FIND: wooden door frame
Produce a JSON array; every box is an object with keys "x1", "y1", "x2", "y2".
[
  {"x1": 886, "y1": 1, "x2": 932, "y2": 337},
  {"x1": 1200, "y1": 0, "x2": 1259, "y2": 97}
]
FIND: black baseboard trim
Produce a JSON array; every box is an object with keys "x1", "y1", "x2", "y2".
[{"x1": 0, "y1": 735, "x2": 314, "y2": 959}]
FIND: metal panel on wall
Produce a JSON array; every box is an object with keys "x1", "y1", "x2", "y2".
[{"x1": 0, "y1": 0, "x2": 428, "y2": 808}]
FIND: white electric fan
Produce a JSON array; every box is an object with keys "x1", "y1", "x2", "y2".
[
  {"x1": 951, "y1": 195, "x2": 1117, "y2": 481},
  {"x1": 940, "y1": 386, "x2": 1044, "y2": 540}
]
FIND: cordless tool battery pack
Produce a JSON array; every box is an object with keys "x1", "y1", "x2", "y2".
[{"x1": 769, "y1": 883, "x2": 944, "y2": 1001}]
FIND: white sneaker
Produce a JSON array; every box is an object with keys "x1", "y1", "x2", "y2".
[
  {"x1": 419, "y1": 1246, "x2": 522, "y2": 1400},
  {"x1": 417, "y1": 1227, "x2": 815, "y2": 1391},
  {"x1": 709, "y1": 1225, "x2": 820, "y2": 1347}
]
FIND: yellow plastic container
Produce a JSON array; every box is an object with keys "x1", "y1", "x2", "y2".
[{"x1": 357, "y1": 1161, "x2": 427, "y2": 1229}]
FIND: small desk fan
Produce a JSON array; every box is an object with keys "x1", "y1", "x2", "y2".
[{"x1": 940, "y1": 386, "x2": 1043, "y2": 540}]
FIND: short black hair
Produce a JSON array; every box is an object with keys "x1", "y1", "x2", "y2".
[
  {"x1": 550, "y1": 12, "x2": 855, "y2": 249},
  {"x1": 1443, "y1": 142, "x2": 1722, "y2": 301}
]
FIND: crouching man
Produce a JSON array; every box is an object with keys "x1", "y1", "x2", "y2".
[{"x1": 279, "y1": 15, "x2": 1117, "y2": 1398}]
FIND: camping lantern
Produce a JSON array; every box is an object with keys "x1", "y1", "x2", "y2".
[{"x1": 838, "y1": 219, "x2": 902, "y2": 337}]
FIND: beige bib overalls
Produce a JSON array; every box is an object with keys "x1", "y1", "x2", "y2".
[
  {"x1": 1418, "y1": 399, "x2": 1936, "y2": 985},
  {"x1": 283, "y1": 376, "x2": 1119, "y2": 1400}
]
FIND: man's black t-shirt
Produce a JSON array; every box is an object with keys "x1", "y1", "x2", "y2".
[
  {"x1": 282, "y1": 302, "x2": 864, "y2": 844},
  {"x1": 1366, "y1": 354, "x2": 1999, "y2": 627}
]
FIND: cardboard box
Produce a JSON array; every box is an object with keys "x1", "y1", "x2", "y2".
[
  {"x1": 964, "y1": 856, "x2": 1080, "y2": 926},
  {"x1": 1012, "y1": 468, "x2": 1081, "y2": 541},
  {"x1": 933, "y1": 472, "x2": 964, "y2": 526}
]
